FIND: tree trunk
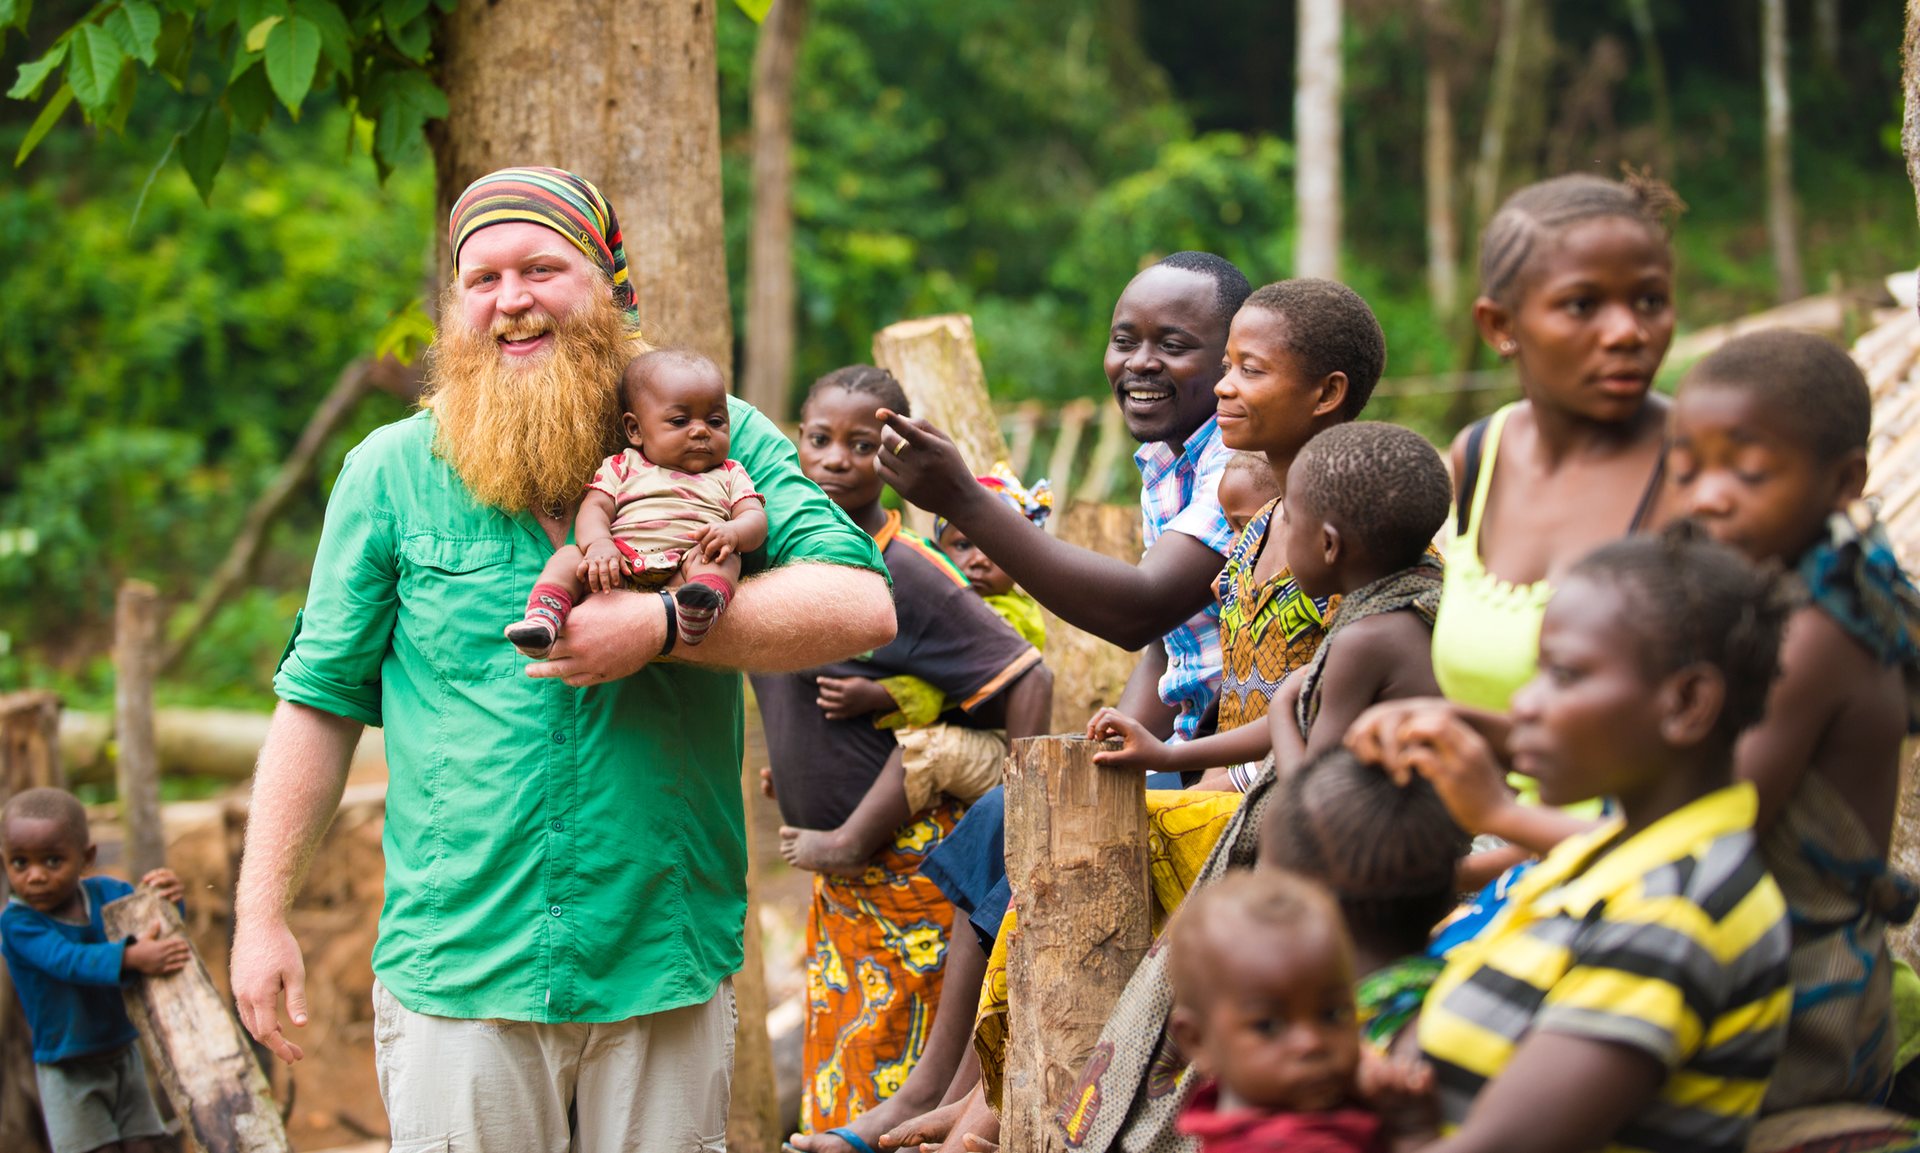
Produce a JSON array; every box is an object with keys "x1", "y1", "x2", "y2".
[
  {"x1": 743, "y1": 0, "x2": 811, "y2": 420},
  {"x1": 116, "y1": 581, "x2": 166, "y2": 881},
  {"x1": 1815, "y1": 0, "x2": 1841, "y2": 72},
  {"x1": 1623, "y1": 0, "x2": 1676, "y2": 176},
  {"x1": 0, "y1": 691, "x2": 59, "y2": 1153},
  {"x1": 1470, "y1": 0, "x2": 1529, "y2": 231},
  {"x1": 433, "y1": 0, "x2": 733, "y2": 372},
  {"x1": 1002, "y1": 736, "x2": 1150, "y2": 1153},
  {"x1": 1421, "y1": 0, "x2": 1458, "y2": 319},
  {"x1": 1763, "y1": 0, "x2": 1807, "y2": 303},
  {"x1": 1294, "y1": 0, "x2": 1343, "y2": 280},
  {"x1": 1903, "y1": 2, "x2": 1920, "y2": 239},
  {"x1": 103, "y1": 887, "x2": 291, "y2": 1153},
  {"x1": 729, "y1": 756, "x2": 781, "y2": 1153}
]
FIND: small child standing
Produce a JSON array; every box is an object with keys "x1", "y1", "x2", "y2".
[
  {"x1": 781, "y1": 465, "x2": 1053, "y2": 874},
  {"x1": 1217, "y1": 451, "x2": 1283, "y2": 536},
  {"x1": 507, "y1": 348, "x2": 768, "y2": 656},
  {"x1": 2, "y1": 787, "x2": 189, "y2": 1153},
  {"x1": 1668, "y1": 329, "x2": 1920, "y2": 1111},
  {"x1": 1169, "y1": 870, "x2": 1383, "y2": 1153}
]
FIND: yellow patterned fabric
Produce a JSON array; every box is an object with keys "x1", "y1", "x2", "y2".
[
  {"x1": 801, "y1": 802, "x2": 963, "y2": 1134},
  {"x1": 1213, "y1": 499, "x2": 1336, "y2": 732},
  {"x1": 972, "y1": 788, "x2": 1244, "y2": 1108}
]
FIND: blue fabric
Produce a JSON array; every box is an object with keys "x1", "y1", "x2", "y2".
[
  {"x1": 1427, "y1": 862, "x2": 1535, "y2": 960},
  {"x1": 1, "y1": 877, "x2": 139, "y2": 1063},
  {"x1": 921, "y1": 785, "x2": 1009, "y2": 951}
]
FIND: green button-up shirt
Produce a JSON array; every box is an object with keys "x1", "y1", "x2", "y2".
[{"x1": 273, "y1": 400, "x2": 885, "y2": 1022}]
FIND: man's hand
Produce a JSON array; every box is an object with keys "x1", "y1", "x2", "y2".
[
  {"x1": 874, "y1": 410, "x2": 988, "y2": 522},
  {"x1": 815, "y1": 676, "x2": 896, "y2": 720},
  {"x1": 577, "y1": 539, "x2": 630, "y2": 594},
  {"x1": 527, "y1": 588, "x2": 669, "y2": 686},
  {"x1": 123, "y1": 920, "x2": 191, "y2": 977},
  {"x1": 1086, "y1": 707, "x2": 1172, "y2": 773},
  {"x1": 139, "y1": 868, "x2": 185, "y2": 904},
  {"x1": 693, "y1": 522, "x2": 747, "y2": 563},
  {"x1": 232, "y1": 914, "x2": 310, "y2": 1063}
]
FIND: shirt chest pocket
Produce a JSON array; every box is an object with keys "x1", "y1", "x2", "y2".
[{"x1": 397, "y1": 534, "x2": 519, "y2": 683}]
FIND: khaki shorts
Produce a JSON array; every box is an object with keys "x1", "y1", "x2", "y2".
[
  {"x1": 898, "y1": 723, "x2": 1008, "y2": 814},
  {"x1": 35, "y1": 1043, "x2": 168, "y2": 1153},
  {"x1": 373, "y1": 978, "x2": 735, "y2": 1153}
]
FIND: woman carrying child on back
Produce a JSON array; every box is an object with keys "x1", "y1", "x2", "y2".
[{"x1": 753, "y1": 366, "x2": 1053, "y2": 1153}]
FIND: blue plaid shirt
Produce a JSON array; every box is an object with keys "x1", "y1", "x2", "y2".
[{"x1": 1134, "y1": 415, "x2": 1235, "y2": 741}]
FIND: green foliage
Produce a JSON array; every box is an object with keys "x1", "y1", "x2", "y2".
[{"x1": 4, "y1": 0, "x2": 443, "y2": 194}]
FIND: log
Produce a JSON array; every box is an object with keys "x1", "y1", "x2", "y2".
[
  {"x1": 0, "y1": 691, "x2": 58, "y2": 1153},
  {"x1": 59, "y1": 709, "x2": 389, "y2": 787},
  {"x1": 1003, "y1": 735, "x2": 1150, "y2": 1153},
  {"x1": 103, "y1": 887, "x2": 291, "y2": 1153},
  {"x1": 872, "y1": 315, "x2": 1011, "y2": 538},
  {"x1": 116, "y1": 581, "x2": 166, "y2": 880}
]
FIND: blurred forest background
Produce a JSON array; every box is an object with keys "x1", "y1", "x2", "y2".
[{"x1": 1, "y1": 0, "x2": 1914, "y2": 728}]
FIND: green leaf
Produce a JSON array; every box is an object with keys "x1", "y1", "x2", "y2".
[
  {"x1": 381, "y1": 0, "x2": 427, "y2": 26},
  {"x1": 8, "y1": 40, "x2": 67, "y2": 101},
  {"x1": 732, "y1": 0, "x2": 772, "y2": 22},
  {"x1": 373, "y1": 297, "x2": 436, "y2": 365},
  {"x1": 373, "y1": 94, "x2": 426, "y2": 171},
  {"x1": 153, "y1": 12, "x2": 193, "y2": 85},
  {"x1": 203, "y1": 0, "x2": 238, "y2": 32},
  {"x1": 0, "y1": 0, "x2": 27, "y2": 36},
  {"x1": 225, "y1": 60, "x2": 271, "y2": 131},
  {"x1": 236, "y1": 0, "x2": 281, "y2": 35},
  {"x1": 263, "y1": 14, "x2": 319, "y2": 114},
  {"x1": 14, "y1": 82, "x2": 72, "y2": 165},
  {"x1": 384, "y1": 10, "x2": 428, "y2": 59},
  {"x1": 243, "y1": 13, "x2": 281, "y2": 51},
  {"x1": 181, "y1": 102, "x2": 230, "y2": 202},
  {"x1": 67, "y1": 24, "x2": 127, "y2": 112},
  {"x1": 292, "y1": 0, "x2": 352, "y2": 73},
  {"x1": 100, "y1": 57, "x2": 138, "y2": 132},
  {"x1": 105, "y1": 1, "x2": 162, "y2": 65}
]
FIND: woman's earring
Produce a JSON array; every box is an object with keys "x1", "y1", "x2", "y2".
[{"x1": 1498, "y1": 340, "x2": 1517, "y2": 357}]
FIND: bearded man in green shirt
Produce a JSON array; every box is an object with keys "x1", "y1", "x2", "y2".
[{"x1": 229, "y1": 168, "x2": 895, "y2": 1150}]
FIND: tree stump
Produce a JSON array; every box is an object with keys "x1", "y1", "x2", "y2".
[
  {"x1": 1003, "y1": 735, "x2": 1150, "y2": 1153},
  {"x1": 872, "y1": 314, "x2": 1011, "y2": 538},
  {"x1": 1044, "y1": 504, "x2": 1145, "y2": 735},
  {"x1": 102, "y1": 887, "x2": 290, "y2": 1153},
  {"x1": 116, "y1": 581, "x2": 166, "y2": 880}
]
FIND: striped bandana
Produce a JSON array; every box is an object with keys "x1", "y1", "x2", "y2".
[{"x1": 449, "y1": 167, "x2": 637, "y2": 321}]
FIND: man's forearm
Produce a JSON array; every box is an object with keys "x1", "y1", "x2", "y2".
[
  {"x1": 676, "y1": 563, "x2": 895, "y2": 673},
  {"x1": 234, "y1": 701, "x2": 359, "y2": 925}
]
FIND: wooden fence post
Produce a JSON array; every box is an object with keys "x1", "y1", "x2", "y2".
[
  {"x1": 1003, "y1": 736, "x2": 1150, "y2": 1153},
  {"x1": 1043, "y1": 399, "x2": 1097, "y2": 528},
  {"x1": 873, "y1": 315, "x2": 1012, "y2": 537},
  {"x1": 116, "y1": 580, "x2": 166, "y2": 880},
  {"x1": 0, "y1": 690, "x2": 61, "y2": 1153},
  {"x1": 103, "y1": 887, "x2": 290, "y2": 1153}
]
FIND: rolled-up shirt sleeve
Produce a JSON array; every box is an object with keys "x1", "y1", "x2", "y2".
[
  {"x1": 727, "y1": 397, "x2": 888, "y2": 579},
  {"x1": 273, "y1": 436, "x2": 400, "y2": 727}
]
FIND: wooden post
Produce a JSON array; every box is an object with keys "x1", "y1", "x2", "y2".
[
  {"x1": 0, "y1": 690, "x2": 59, "y2": 1153},
  {"x1": 103, "y1": 887, "x2": 291, "y2": 1153},
  {"x1": 1043, "y1": 504, "x2": 1146, "y2": 736},
  {"x1": 872, "y1": 315, "x2": 1011, "y2": 538},
  {"x1": 1044, "y1": 399, "x2": 1097, "y2": 530},
  {"x1": 1003, "y1": 736, "x2": 1150, "y2": 1153},
  {"x1": 116, "y1": 581, "x2": 166, "y2": 880},
  {"x1": 1007, "y1": 400, "x2": 1044, "y2": 481},
  {"x1": 727, "y1": 757, "x2": 781, "y2": 1153},
  {"x1": 1079, "y1": 400, "x2": 1130, "y2": 507}
]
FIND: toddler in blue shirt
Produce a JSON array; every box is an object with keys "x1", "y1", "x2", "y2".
[{"x1": 2, "y1": 787, "x2": 188, "y2": 1153}]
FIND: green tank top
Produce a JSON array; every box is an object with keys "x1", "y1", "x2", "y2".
[{"x1": 1432, "y1": 404, "x2": 1553, "y2": 713}]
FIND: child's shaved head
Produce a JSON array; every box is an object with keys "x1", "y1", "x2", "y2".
[
  {"x1": 1170, "y1": 869, "x2": 1350, "y2": 1013},
  {"x1": 1, "y1": 787, "x2": 89, "y2": 848},
  {"x1": 1290, "y1": 422, "x2": 1451, "y2": 571},
  {"x1": 1684, "y1": 330, "x2": 1871, "y2": 465}
]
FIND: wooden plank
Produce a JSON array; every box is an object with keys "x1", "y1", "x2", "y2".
[
  {"x1": 103, "y1": 887, "x2": 291, "y2": 1153},
  {"x1": 1002, "y1": 735, "x2": 1149, "y2": 1153},
  {"x1": 116, "y1": 581, "x2": 166, "y2": 880}
]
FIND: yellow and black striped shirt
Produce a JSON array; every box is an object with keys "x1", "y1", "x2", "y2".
[{"x1": 1419, "y1": 783, "x2": 1792, "y2": 1153}]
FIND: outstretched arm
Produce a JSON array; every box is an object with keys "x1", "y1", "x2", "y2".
[
  {"x1": 232, "y1": 700, "x2": 359, "y2": 1063},
  {"x1": 877, "y1": 412, "x2": 1221, "y2": 649},
  {"x1": 528, "y1": 562, "x2": 896, "y2": 685}
]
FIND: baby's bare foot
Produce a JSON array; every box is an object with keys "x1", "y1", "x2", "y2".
[{"x1": 779, "y1": 825, "x2": 868, "y2": 876}]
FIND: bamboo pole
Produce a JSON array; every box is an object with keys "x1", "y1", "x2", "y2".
[
  {"x1": 103, "y1": 886, "x2": 291, "y2": 1153},
  {"x1": 0, "y1": 691, "x2": 59, "y2": 1153},
  {"x1": 116, "y1": 580, "x2": 166, "y2": 881},
  {"x1": 1002, "y1": 735, "x2": 1150, "y2": 1153}
]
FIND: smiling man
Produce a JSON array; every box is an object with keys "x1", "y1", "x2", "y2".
[{"x1": 228, "y1": 166, "x2": 894, "y2": 1151}]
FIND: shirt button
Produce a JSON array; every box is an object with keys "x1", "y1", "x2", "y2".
[
  {"x1": 549, "y1": 905, "x2": 564, "y2": 917},
  {"x1": 550, "y1": 819, "x2": 565, "y2": 833},
  {"x1": 552, "y1": 731, "x2": 566, "y2": 745}
]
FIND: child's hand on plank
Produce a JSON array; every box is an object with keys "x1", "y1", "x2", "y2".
[
  {"x1": 139, "y1": 868, "x2": 185, "y2": 904},
  {"x1": 124, "y1": 920, "x2": 191, "y2": 976},
  {"x1": 1086, "y1": 707, "x2": 1170, "y2": 772}
]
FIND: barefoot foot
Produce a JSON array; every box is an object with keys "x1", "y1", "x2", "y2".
[
  {"x1": 878, "y1": 1096, "x2": 968, "y2": 1150},
  {"x1": 779, "y1": 825, "x2": 869, "y2": 876}
]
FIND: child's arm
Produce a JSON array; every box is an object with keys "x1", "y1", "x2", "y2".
[
  {"x1": 1420, "y1": 1032, "x2": 1664, "y2": 1153},
  {"x1": 573, "y1": 489, "x2": 628, "y2": 593},
  {"x1": 1, "y1": 914, "x2": 187, "y2": 985},
  {"x1": 816, "y1": 675, "x2": 898, "y2": 720},
  {"x1": 1087, "y1": 707, "x2": 1273, "y2": 773},
  {"x1": 1297, "y1": 615, "x2": 1442, "y2": 766},
  {"x1": 694, "y1": 496, "x2": 770, "y2": 563}
]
